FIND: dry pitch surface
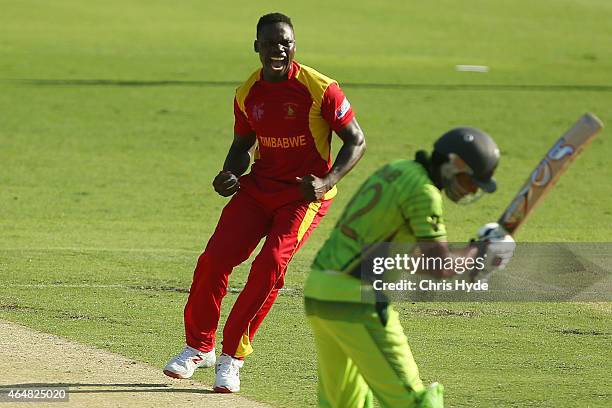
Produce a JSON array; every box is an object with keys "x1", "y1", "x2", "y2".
[{"x1": 0, "y1": 320, "x2": 270, "y2": 407}]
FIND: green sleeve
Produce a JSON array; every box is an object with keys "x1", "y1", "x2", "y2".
[{"x1": 399, "y1": 184, "x2": 447, "y2": 240}]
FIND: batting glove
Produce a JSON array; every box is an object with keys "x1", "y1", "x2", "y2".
[
  {"x1": 478, "y1": 222, "x2": 516, "y2": 269},
  {"x1": 470, "y1": 223, "x2": 516, "y2": 282}
]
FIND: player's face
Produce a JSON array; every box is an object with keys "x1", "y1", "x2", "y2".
[
  {"x1": 446, "y1": 172, "x2": 483, "y2": 204},
  {"x1": 255, "y1": 22, "x2": 296, "y2": 82},
  {"x1": 456, "y1": 173, "x2": 479, "y2": 194}
]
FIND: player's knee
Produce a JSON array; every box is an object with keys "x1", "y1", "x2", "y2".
[
  {"x1": 253, "y1": 245, "x2": 291, "y2": 270},
  {"x1": 251, "y1": 255, "x2": 286, "y2": 287},
  {"x1": 201, "y1": 240, "x2": 250, "y2": 269}
]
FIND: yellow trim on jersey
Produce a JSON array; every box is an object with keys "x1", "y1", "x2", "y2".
[
  {"x1": 323, "y1": 185, "x2": 337, "y2": 200},
  {"x1": 235, "y1": 69, "x2": 262, "y2": 115},
  {"x1": 297, "y1": 201, "x2": 323, "y2": 243},
  {"x1": 295, "y1": 64, "x2": 336, "y2": 163},
  {"x1": 236, "y1": 69, "x2": 261, "y2": 160},
  {"x1": 249, "y1": 140, "x2": 260, "y2": 161}
]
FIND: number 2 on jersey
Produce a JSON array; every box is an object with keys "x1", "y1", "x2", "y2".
[{"x1": 338, "y1": 183, "x2": 383, "y2": 241}]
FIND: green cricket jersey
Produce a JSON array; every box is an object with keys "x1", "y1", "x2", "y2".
[{"x1": 304, "y1": 159, "x2": 447, "y2": 302}]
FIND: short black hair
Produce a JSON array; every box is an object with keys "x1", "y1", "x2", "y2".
[{"x1": 257, "y1": 12, "x2": 293, "y2": 37}]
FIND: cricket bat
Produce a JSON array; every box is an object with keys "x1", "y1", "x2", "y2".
[{"x1": 499, "y1": 113, "x2": 604, "y2": 236}]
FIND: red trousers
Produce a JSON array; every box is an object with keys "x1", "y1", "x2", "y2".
[{"x1": 184, "y1": 175, "x2": 332, "y2": 358}]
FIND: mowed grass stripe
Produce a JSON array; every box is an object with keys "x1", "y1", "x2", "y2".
[{"x1": 4, "y1": 78, "x2": 612, "y2": 92}]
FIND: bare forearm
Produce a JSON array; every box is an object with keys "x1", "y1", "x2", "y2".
[
  {"x1": 325, "y1": 139, "x2": 366, "y2": 186},
  {"x1": 449, "y1": 244, "x2": 480, "y2": 260},
  {"x1": 324, "y1": 119, "x2": 366, "y2": 187},
  {"x1": 222, "y1": 133, "x2": 256, "y2": 177},
  {"x1": 294, "y1": 119, "x2": 365, "y2": 201},
  {"x1": 223, "y1": 147, "x2": 251, "y2": 177}
]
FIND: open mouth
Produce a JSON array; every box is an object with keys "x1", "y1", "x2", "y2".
[{"x1": 269, "y1": 56, "x2": 286, "y2": 71}]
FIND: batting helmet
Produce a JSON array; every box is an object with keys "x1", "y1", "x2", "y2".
[{"x1": 433, "y1": 127, "x2": 500, "y2": 193}]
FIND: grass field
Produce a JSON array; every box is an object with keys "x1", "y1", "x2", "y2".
[{"x1": 1, "y1": 1, "x2": 611, "y2": 407}]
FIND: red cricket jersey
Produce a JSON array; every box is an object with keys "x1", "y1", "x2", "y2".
[{"x1": 234, "y1": 61, "x2": 354, "y2": 198}]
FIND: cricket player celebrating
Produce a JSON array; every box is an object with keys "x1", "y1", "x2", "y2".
[
  {"x1": 164, "y1": 12, "x2": 366, "y2": 393},
  {"x1": 304, "y1": 128, "x2": 515, "y2": 407}
]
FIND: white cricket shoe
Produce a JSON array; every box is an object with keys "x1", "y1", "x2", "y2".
[
  {"x1": 213, "y1": 353, "x2": 244, "y2": 393},
  {"x1": 163, "y1": 346, "x2": 216, "y2": 379}
]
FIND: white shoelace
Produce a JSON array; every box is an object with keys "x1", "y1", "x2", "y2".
[
  {"x1": 218, "y1": 358, "x2": 240, "y2": 376},
  {"x1": 178, "y1": 347, "x2": 199, "y2": 363}
]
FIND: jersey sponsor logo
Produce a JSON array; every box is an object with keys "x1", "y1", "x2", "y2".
[
  {"x1": 336, "y1": 98, "x2": 351, "y2": 119},
  {"x1": 251, "y1": 103, "x2": 264, "y2": 121},
  {"x1": 259, "y1": 135, "x2": 307, "y2": 149},
  {"x1": 428, "y1": 215, "x2": 442, "y2": 232}
]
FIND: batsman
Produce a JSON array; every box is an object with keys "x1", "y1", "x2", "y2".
[{"x1": 304, "y1": 127, "x2": 516, "y2": 407}]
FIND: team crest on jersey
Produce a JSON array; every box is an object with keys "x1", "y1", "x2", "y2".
[
  {"x1": 284, "y1": 103, "x2": 298, "y2": 119},
  {"x1": 252, "y1": 103, "x2": 264, "y2": 121},
  {"x1": 336, "y1": 98, "x2": 351, "y2": 119}
]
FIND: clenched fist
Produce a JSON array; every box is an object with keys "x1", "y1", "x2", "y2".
[
  {"x1": 296, "y1": 174, "x2": 330, "y2": 202},
  {"x1": 213, "y1": 171, "x2": 240, "y2": 197}
]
